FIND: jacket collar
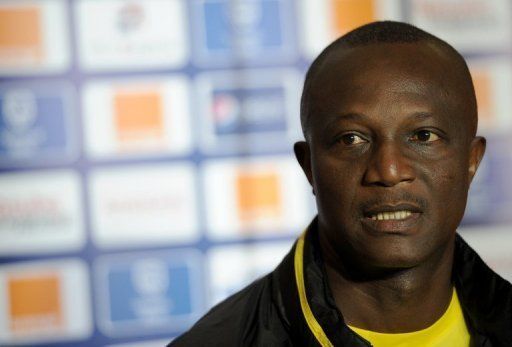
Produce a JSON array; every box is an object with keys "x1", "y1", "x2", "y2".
[
  {"x1": 453, "y1": 234, "x2": 512, "y2": 346},
  {"x1": 274, "y1": 219, "x2": 512, "y2": 346}
]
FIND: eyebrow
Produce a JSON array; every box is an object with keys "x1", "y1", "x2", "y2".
[
  {"x1": 410, "y1": 112, "x2": 434, "y2": 121},
  {"x1": 323, "y1": 111, "x2": 437, "y2": 134},
  {"x1": 331, "y1": 112, "x2": 365, "y2": 121},
  {"x1": 324, "y1": 112, "x2": 365, "y2": 131},
  {"x1": 325, "y1": 111, "x2": 434, "y2": 126}
]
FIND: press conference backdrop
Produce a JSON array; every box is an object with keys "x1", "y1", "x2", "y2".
[{"x1": 0, "y1": 0, "x2": 511, "y2": 346}]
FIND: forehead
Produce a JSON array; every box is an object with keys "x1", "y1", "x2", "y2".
[{"x1": 308, "y1": 42, "x2": 471, "y2": 128}]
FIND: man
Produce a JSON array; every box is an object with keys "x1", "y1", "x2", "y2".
[{"x1": 170, "y1": 21, "x2": 512, "y2": 346}]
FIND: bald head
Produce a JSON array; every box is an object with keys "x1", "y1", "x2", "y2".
[{"x1": 300, "y1": 21, "x2": 478, "y2": 140}]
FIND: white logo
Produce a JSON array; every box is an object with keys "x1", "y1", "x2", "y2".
[
  {"x1": 229, "y1": 2, "x2": 262, "y2": 33},
  {"x1": 131, "y1": 258, "x2": 170, "y2": 296},
  {"x1": 1, "y1": 88, "x2": 46, "y2": 155},
  {"x1": 2, "y1": 89, "x2": 37, "y2": 134},
  {"x1": 117, "y1": 2, "x2": 145, "y2": 34}
]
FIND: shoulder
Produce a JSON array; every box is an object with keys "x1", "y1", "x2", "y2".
[{"x1": 169, "y1": 273, "x2": 291, "y2": 347}]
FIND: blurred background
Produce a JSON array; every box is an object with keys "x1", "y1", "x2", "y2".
[{"x1": 0, "y1": 0, "x2": 511, "y2": 346}]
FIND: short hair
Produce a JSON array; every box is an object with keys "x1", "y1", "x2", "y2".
[{"x1": 300, "y1": 21, "x2": 477, "y2": 139}]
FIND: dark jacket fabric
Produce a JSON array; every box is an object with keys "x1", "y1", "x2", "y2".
[{"x1": 170, "y1": 221, "x2": 512, "y2": 346}]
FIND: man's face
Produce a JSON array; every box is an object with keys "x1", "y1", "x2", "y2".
[{"x1": 296, "y1": 42, "x2": 486, "y2": 270}]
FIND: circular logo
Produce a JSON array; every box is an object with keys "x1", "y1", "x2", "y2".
[
  {"x1": 131, "y1": 258, "x2": 170, "y2": 296},
  {"x1": 213, "y1": 93, "x2": 240, "y2": 128},
  {"x1": 117, "y1": 2, "x2": 145, "y2": 34},
  {"x1": 2, "y1": 89, "x2": 37, "y2": 133},
  {"x1": 229, "y1": 2, "x2": 262, "y2": 33}
]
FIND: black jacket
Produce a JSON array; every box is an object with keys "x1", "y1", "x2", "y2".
[{"x1": 171, "y1": 221, "x2": 512, "y2": 346}]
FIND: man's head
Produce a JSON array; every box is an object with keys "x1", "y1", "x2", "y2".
[{"x1": 294, "y1": 21, "x2": 486, "y2": 272}]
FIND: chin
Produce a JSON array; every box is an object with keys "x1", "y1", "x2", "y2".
[
  {"x1": 354, "y1": 240, "x2": 430, "y2": 272},
  {"x1": 367, "y1": 254, "x2": 424, "y2": 270}
]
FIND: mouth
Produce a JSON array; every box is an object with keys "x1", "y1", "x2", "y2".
[
  {"x1": 362, "y1": 204, "x2": 423, "y2": 234},
  {"x1": 369, "y1": 210, "x2": 413, "y2": 221}
]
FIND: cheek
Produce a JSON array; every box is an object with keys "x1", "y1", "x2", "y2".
[
  {"x1": 423, "y1": 159, "x2": 470, "y2": 223},
  {"x1": 311, "y1": 156, "x2": 361, "y2": 216}
]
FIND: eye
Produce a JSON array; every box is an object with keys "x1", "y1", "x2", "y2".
[
  {"x1": 339, "y1": 133, "x2": 367, "y2": 145},
  {"x1": 410, "y1": 130, "x2": 440, "y2": 142}
]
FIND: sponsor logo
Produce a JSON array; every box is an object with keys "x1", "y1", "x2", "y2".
[
  {"x1": 95, "y1": 251, "x2": 203, "y2": 336},
  {"x1": 331, "y1": 0, "x2": 376, "y2": 36},
  {"x1": 299, "y1": 0, "x2": 401, "y2": 58},
  {"x1": 0, "y1": 85, "x2": 76, "y2": 165},
  {"x1": 0, "y1": 259, "x2": 92, "y2": 345},
  {"x1": 197, "y1": 70, "x2": 301, "y2": 152},
  {"x1": 212, "y1": 92, "x2": 239, "y2": 129},
  {"x1": 0, "y1": 1, "x2": 69, "y2": 74},
  {"x1": 117, "y1": 1, "x2": 145, "y2": 34},
  {"x1": 236, "y1": 171, "x2": 282, "y2": 223},
  {"x1": 0, "y1": 170, "x2": 84, "y2": 255},
  {"x1": 76, "y1": 0, "x2": 188, "y2": 70},
  {"x1": 194, "y1": 0, "x2": 294, "y2": 64},
  {"x1": 0, "y1": 89, "x2": 44, "y2": 155},
  {"x1": 212, "y1": 87, "x2": 287, "y2": 136},
  {"x1": 8, "y1": 273, "x2": 63, "y2": 333},
  {"x1": 408, "y1": 0, "x2": 512, "y2": 52},
  {"x1": 203, "y1": 157, "x2": 313, "y2": 238},
  {"x1": 0, "y1": 5, "x2": 42, "y2": 64},
  {"x1": 0, "y1": 195, "x2": 68, "y2": 230},
  {"x1": 89, "y1": 164, "x2": 199, "y2": 248},
  {"x1": 113, "y1": 88, "x2": 164, "y2": 145},
  {"x1": 83, "y1": 77, "x2": 192, "y2": 158},
  {"x1": 412, "y1": 0, "x2": 494, "y2": 26}
]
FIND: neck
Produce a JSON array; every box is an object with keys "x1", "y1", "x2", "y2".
[{"x1": 320, "y1": 231, "x2": 455, "y2": 333}]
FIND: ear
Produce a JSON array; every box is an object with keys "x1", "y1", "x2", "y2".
[
  {"x1": 468, "y1": 136, "x2": 486, "y2": 184},
  {"x1": 294, "y1": 141, "x2": 315, "y2": 194}
]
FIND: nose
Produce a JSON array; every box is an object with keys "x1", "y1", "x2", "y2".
[{"x1": 363, "y1": 140, "x2": 415, "y2": 187}]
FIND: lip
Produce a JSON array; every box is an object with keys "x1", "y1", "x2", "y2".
[
  {"x1": 363, "y1": 203, "x2": 423, "y2": 217},
  {"x1": 361, "y1": 203, "x2": 423, "y2": 234}
]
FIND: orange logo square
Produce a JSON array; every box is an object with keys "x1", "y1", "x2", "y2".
[
  {"x1": 8, "y1": 273, "x2": 63, "y2": 333},
  {"x1": 114, "y1": 89, "x2": 165, "y2": 145},
  {"x1": 471, "y1": 69, "x2": 493, "y2": 126},
  {"x1": 0, "y1": 6, "x2": 43, "y2": 63},
  {"x1": 236, "y1": 171, "x2": 282, "y2": 223},
  {"x1": 332, "y1": 0, "x2": 376, "y2": 36}
]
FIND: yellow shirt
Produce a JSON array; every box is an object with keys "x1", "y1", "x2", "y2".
[{"x1": 348, "y1": 289, "x2": 470, "y2": 347}]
